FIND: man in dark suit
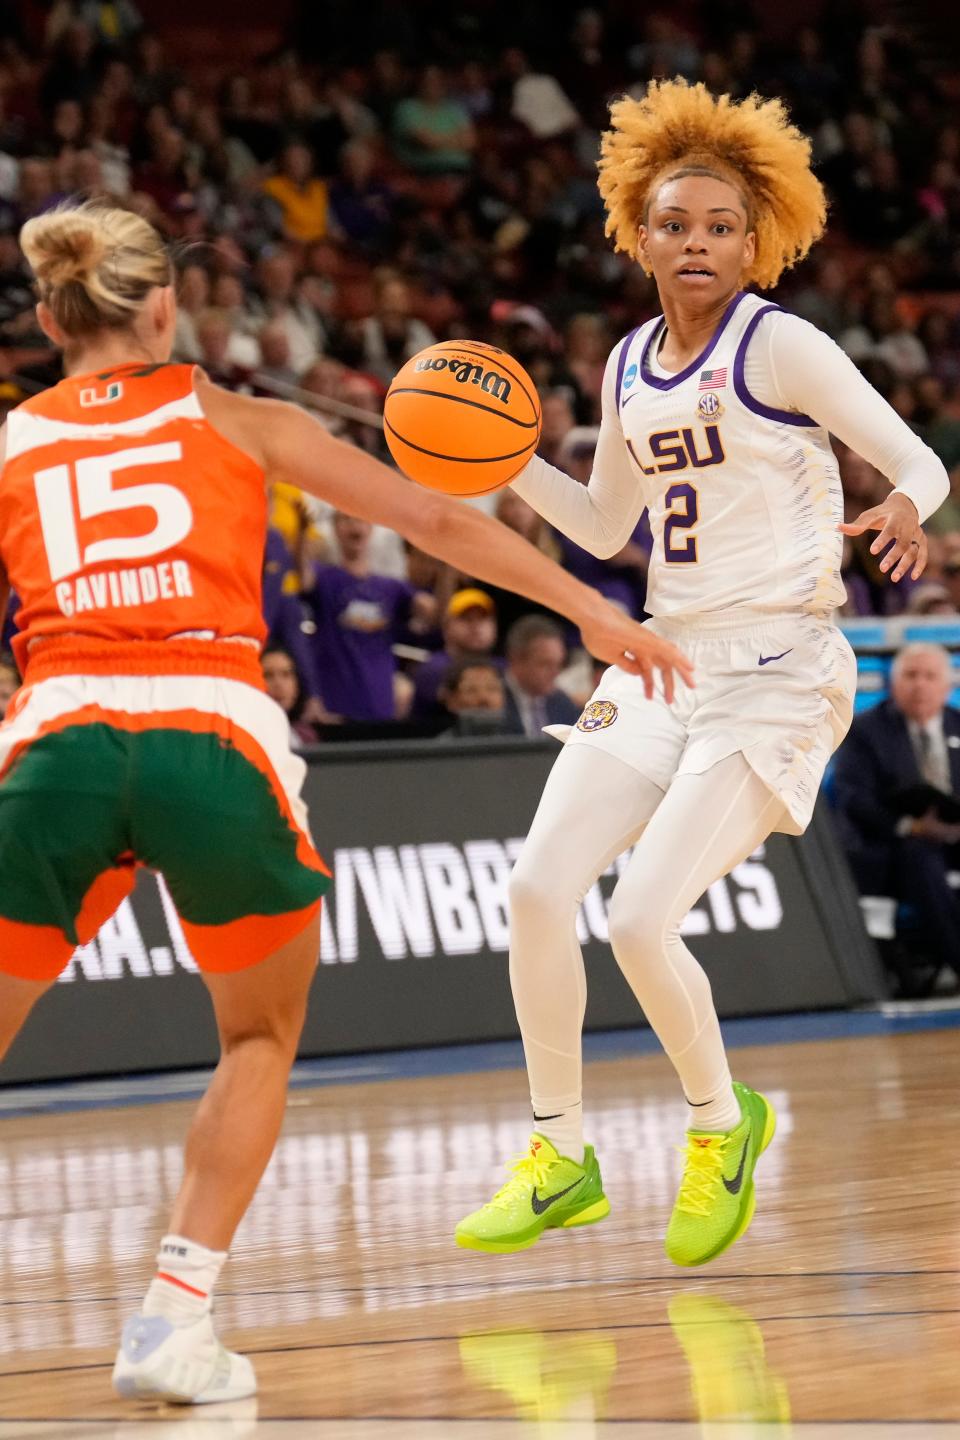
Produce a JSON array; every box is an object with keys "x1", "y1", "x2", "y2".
[
  {"x1": 832, "y1": 642, "x2": 960, "y2": 983},
  {"x1": 502, "y1": 615, "x2": 580, "y2": 737}
]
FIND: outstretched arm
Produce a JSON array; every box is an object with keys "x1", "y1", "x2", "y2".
[
  {"x1": 200, "y1": 382, "x2": 692, "y2": 700},
  {"x1": 510, "y1": 341, "x2": 646, "y2": 559}
]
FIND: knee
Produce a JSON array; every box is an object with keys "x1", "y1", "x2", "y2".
[
  {"x1": 607, "y1": 884, "x2": 665, "y2": 970},
  {"x1": 218, "y1": 996, "x2": 308, "y2": 1064},
  {"x1": 508, "y1": 855, "x2": 561, "y2": 929}
]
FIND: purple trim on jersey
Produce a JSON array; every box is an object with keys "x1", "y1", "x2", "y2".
[
  {"x1": 733, "y1": 304, "x2": 818, "y2": 427},
  {"x1": 639, "y1": 291, "x2": 748, "y2": 391},
  {"x1": 615, "y1": 327, "x2": 642, "y2": 414}
]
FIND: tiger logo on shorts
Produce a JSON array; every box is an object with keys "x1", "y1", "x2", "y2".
[{"x1": 577, "y1": 699, "x2": 619, "y2": 732}]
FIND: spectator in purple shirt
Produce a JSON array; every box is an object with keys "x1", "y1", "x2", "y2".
[
  {"x1": 328, "y1": 138, "x2": 397, "y2": 256},
  {"x1": 411, "y1": 587, "x2": 498, "y2": 722},
  {"x1": 262, "y1": 527, "x2": 324, "y2": 707},
  {"x1": 302, "y1": 512, "x2": 437, "y2": 721}
]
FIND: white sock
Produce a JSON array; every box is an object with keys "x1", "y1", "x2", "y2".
[
  {"x1": 685, "y1": 1084, "x2": 741, "y2": 1133},
  {"x1": 531, "y1": 1097, "x2": 584, "y2": 1162},
  {"x1": 142, "y1": 1233, "x2": 227, "y2": 1327}
]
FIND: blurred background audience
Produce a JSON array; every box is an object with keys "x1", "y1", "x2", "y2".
[
  {"x1": 503, "y1": 615, "x2": 580, "y2": 736},
  {"x1": 832, "y1": 643, "x2": 960, "y2": 995},
  {"x1": 1, "y1": 0, "x2": 959, "y2": 737}
]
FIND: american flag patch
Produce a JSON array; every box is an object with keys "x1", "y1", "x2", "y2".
[{"x1": 699, "y1": 367, "x2": 727, "y2": 389}]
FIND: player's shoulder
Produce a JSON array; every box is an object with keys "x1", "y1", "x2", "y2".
[
  {"x1": 604, "y1": 318, "x2": 657, "y2": 392},
  {"x1": 749, "y1": 303, "x2": 837, "y2": 352},
  {"x1": 195, "y1": 375, "x2": 291, "y2": 465},
  {"x1": 613, "y1": 314, "x2": 659, "y2": 356}
]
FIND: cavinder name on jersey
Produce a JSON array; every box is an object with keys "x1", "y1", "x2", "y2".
[
  {"x1": 616, "y1": 291, "x2": 845, "y2": 618},
  {"x1": 54, "y1": 559, "x2": 195, "y2": 618}
]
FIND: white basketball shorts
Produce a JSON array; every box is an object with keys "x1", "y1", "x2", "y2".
[{"x1": 550, "y1": 613, "x2": 857, "y2": 836}]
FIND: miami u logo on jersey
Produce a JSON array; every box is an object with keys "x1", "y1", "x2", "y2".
[
  {"x1": 79, "y1": 380, "x2": 124, "y2": 407},
  {"x1": 625, "y1": 424, "x2": 725, "y2": 476}
]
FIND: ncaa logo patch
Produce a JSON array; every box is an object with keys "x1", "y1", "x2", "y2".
[
  {"x1": 622, "y1": 363, "x2": 638, "y2": 391},
  {"x1": 577, "y1": 699, "x2": 619, "y2": 733},
  {"x1": 697, "y1": 391, "x2": 723, "y2": 420}
]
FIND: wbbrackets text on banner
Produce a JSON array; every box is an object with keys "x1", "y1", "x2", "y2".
[{"x1": 3, "y1": 740, "x2": 883, "y2": 1083}]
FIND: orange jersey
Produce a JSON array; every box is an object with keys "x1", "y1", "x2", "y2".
[{"x1": 0, "y1": 363, "x2": 268, "y2": 674}]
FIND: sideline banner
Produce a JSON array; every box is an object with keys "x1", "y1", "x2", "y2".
[{"x1": 3, "y1": 740, "x2": 884, "y2": 1084}]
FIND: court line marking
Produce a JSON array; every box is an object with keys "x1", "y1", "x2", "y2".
[
  {"x1": 3, "y1": 1419, "x2": 960, "y2": 1428},
  {"x1": 1, "y1": 1266, "x2": 956, "y2": 1309},
  {"x1": 3, "y1": 1006, "x2": 960, "y2": 1118},
  {"x1": 6, "y1": 1306, "x2": 960, "y2": 1380}
]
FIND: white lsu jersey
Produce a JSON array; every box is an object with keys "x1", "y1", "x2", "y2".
[{"x1": 616, "y1": 290, "x2": 845, "y2": 620}]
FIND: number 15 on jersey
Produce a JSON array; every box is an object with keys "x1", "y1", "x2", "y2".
[{"x1": 34, "y1": 442, "x2": 193, "y2": 582}]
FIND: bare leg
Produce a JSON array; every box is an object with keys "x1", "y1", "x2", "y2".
[
  {"x1": 114, "y1": 917, "x2": 320, "y2": 1403},
  {"x1": 0, "y1": 974, "x2": 56, "y2": 1065},
  {"x1": 168, "y1": 915, "x2": 320, "y2": 1251}
]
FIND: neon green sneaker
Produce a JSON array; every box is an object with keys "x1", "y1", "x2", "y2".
[
  {"x1": 665, "y1": 1081, "x2": 776, "y2": 1267},
  {"x1": 455, "y1": 1134, "x2": 610, "y2": 1253}
]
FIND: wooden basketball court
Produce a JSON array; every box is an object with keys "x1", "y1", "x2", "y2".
[{"x1": 1, "y1": 1018, "x2": 959, "y2": 1437}]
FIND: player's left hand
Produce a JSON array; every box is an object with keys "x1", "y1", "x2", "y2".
[{"x1": 839, "y1": 492, "x2": 927, "y2": 583}]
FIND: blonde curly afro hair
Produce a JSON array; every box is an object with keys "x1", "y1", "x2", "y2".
[{"x1": 598, "y1": 79, "x2": 826, "y2": 291}]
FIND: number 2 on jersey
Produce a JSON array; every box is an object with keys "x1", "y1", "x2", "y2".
[
  {"x1": 663, "y1": 482, "x2": 699, "y2": 563},
  {"x1": 34, "y1": 442, "x2": 193, "y2": 582}
]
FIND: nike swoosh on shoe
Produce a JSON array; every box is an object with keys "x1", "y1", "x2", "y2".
[
  {"x1": 722, "y1": 1129, "x2": 751, "y2": 1195},
  {"x1": 531, "y1": 1176, "x2": 586, "y2": 1215}
]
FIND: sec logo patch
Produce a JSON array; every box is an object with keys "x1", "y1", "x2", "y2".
[
  {"x1": 697, "y1": 391, "x2": 723, "y2": 420},
  {"x1": 577, "y1": 699, "x2": 619, "y2": 733}
]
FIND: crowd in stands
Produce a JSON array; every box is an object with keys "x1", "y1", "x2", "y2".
[
  {"x1": 0, "y1": 0, "x2": 959, "y2": 738},
  {"x1": 833, "y1": 640, "x2": 960, "y2": 998}
]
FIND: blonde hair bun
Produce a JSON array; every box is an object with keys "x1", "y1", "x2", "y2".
[
  {"x1": 21, "y1": 211, "x2": 108, "y2": 288},
  {"x1": 20, "y1": 202, "x2": 172, "y2": 338}
]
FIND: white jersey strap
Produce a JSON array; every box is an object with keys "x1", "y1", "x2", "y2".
[
  {"x1": 615, "y1": 325, "x2": 645, "y2": 415},
  {"x1": 732, "y1": 303, "x2": 817, "y2": 428}
]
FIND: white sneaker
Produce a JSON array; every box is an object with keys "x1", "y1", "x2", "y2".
[{"x1": 112, "y1": 1311, "x2": 257, "y2": 1404}]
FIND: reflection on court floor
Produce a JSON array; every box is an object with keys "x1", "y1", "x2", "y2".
[{"x1": 0, "y1": 1018, "x2": 958, "y2": 1435}]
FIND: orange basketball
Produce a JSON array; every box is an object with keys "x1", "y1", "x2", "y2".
[{"x1": 384, "y1": 340, "x2": 542, "y2": 496}]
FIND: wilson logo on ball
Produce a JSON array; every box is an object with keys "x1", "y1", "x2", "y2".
[
  {"x1": 384, "y1": 340, "x2": 542, "y2": 497},
  {"x1": 414, "y1": 356, "x2": 513, "y2": 405}
]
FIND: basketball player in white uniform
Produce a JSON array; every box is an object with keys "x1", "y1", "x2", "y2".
[{"x1": 455, "y1": 80, "x2": 948, "y2": 1266}]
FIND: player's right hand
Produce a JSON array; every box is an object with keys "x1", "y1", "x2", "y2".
[
  {"x1": 839, "y1": 492, "x2": 927, "y2": 583},
  {"x1": 579, "y1": 604, "x2": 694, "y2": 703}
]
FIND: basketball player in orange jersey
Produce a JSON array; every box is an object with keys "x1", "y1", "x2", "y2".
[
  {"x1": 0, "y1": 203, "x2": 690, "y2": 1406},
  {"x1": 455, "y1": 81, "x2": 948, "y2": 1265}
]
